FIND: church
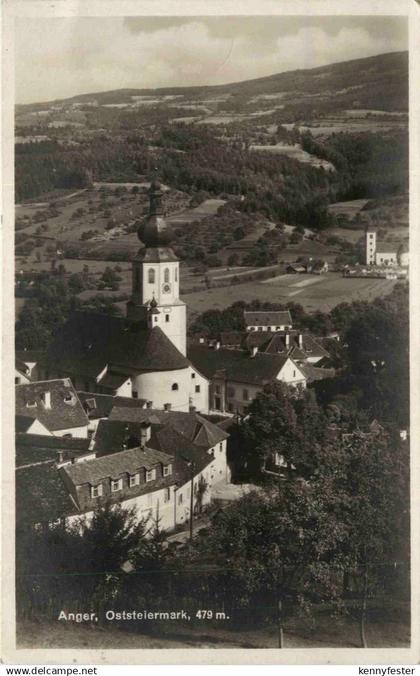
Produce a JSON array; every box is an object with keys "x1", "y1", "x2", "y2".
[
  {"x1": 41, "y1": 181, "x2": 209, "y2": 413},
  {"x1": 365, "y1": 223, "x2": 409, "y2": 267}
]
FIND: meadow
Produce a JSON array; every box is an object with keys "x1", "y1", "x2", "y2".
[{"x1": 183, "y1": 272, "x2": 398, "y2": 316}]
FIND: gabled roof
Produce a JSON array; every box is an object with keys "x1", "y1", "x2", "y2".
[
  {"x1": 77, "y1": 391, "x2": 148, "y2": 420},
  {"x1": 300, "y1": 365, "x2": 336, "y2": 382},
  {"x1": 44, "y1": 311, "x2": 190, "y2": 379},
  {"x1": 62, "y1": 445, "x2": 173, "y2": 485},
  {"x1": 16, "y1": 415, "x2": 35, "y2": 433},
  {"x1": 16, "y1": 349, "x2": 44, "y2": 364},
  {"x1": 92, "y1": 419, "x2": 215, "y2": 489},
  {"x1": 15, "y1": 379, "x2": 89, "y2": 432},
  {"x1": 16, "y1": 433, "x2": 91, "y2": 467},
  {"x1": 16, "y1": 461, "x2": 78, "y2": 526},
  {"x1": 244, "y1": 310, "x2": 292, "y2": 327},
  {"x1": 375, "y1": 242, "x2": 398, "y2": 254},
  {"x1": 16, "y1": 358, "x2": 30, "y2": 376},
  {"x1": 107, "y1": 407, "x2": 228, "y2": 447},
  {"x1": 188, "y1": 345, "x2": 292, "y2": 386}
]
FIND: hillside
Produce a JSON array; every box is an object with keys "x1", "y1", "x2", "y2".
[{"x1": 16, "y1": 51, "x2": 408, "y2": 114}]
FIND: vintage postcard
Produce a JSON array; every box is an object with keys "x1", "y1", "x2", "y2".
[{"x1": 2, "y1": 0, "x2": 419, "y2": 665}]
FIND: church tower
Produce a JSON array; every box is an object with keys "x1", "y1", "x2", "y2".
[
  {"x1": 126, "y1": 181, "x2": 187, "y2": 355},
  {"x1": 365, "y1": 223, "x2": 377, "y2": 265}
]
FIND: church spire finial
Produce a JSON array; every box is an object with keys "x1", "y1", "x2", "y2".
[{"x1": 137, "y1": 176, "x2": 174, "y2": 247}]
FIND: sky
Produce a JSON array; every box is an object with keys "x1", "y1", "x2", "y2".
[{"x1": 15, "y1": 15, "x2": 408, "y2": 104}]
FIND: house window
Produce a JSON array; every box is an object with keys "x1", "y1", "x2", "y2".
[
  {"x1": 163, "y1": 464, "x2": 172, "y2": 477},
  {"x1": 164, "y1": 268, "x2": 170, "y2": 283},
  {"x1": 15, "y1": 377, "x2": 20, "y2": 384},
  {"x1": 293, "y1": 370, "x2": 296, "y2": 378},
  {"x1": 219, "y1": 443, "x2": 223, "y2": 452},
  {"x1": 258, "y1": 327, "x2": 263, "y2": 332},
  {"x1": 195, "y1": 385, "x2": 200, "y2": 393},
  {"x1": 228, "y1": 403, "x2": 234, "y2": 412},
  {"x1": 243, "y1": 389, "x2": 249, "y2": 401},
  {"x1": 91, "y1": 484, "x2": 103, "y2": 498},
  {"x1": 191, "y1": 373, "x2": 195, "y2": 379},
  {"x1": 165, "y1": 314, "x2": 170, "y2": 323},
  {"x1": 148, "y1": 268, "x2": 155, "y2": 284},
  {"x1": 164, "y1": 487, "x2": 171, "y2": 503},
  {"x1": 129, "y1": 474, "x2": 140, "y2": 487},
  {"x1": 111, "y1": 479, "x2": 123, "y2": 492},
  {"x1": 154, "y1": 316, "x2": 158, "y2": 322},
  {"x1": 175, "y1": 268, "x2": 178, "y2": 282},
  {"x1": 146, "y1": 469, "x2": 156, "y2": 482},
  {"x1": 172, "y1": 383, "x2": 178, "y2": 391},
  {"x1": 227, "y1": 386, "x2": 235, "y2": 398},
  {"x1": 63, "y1": 433, "x2": 73, "y2": 439},
  {"x1": 132, "y1": 390, "x2": 138, "y2": 399},
  {"x1": 178, "y1": 493, "x2": 183, "y2": 505}
]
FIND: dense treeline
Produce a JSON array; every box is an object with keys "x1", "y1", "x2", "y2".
[{"x1": 300, "y1": 130, "x2": 408, "y2": 200}]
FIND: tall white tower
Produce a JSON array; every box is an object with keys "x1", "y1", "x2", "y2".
[
  {"x1": 365, "y1": 224, "x2": 377, "y2": 265},
  {"x1": 126, "y1": 181, "x2": 187, "y2": 355}
]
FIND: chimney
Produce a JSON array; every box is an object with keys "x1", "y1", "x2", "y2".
[
  {"x1": 140, "y1": 422, "x2": 151, "y2": 447},
  {"x1": 251, "y1": 346, "x2": 258, "y2": 358},
  {"x1": 164, "y1": 403, "x2": 172, "y2": 411},
  {"x1": 298, "y1": 333, "x2": 303, "y2": 348},
  {"x1": 42, "y1": 391, "x2": 51, "y2": 408}
]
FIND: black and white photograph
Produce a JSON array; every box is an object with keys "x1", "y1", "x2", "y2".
[{"x1": 2, "y1": 0, "x2": 419, "y2": 664}]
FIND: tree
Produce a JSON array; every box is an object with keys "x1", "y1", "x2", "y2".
[{"x1": 339, "y1": 430, "x2": 409, "y2": 647}]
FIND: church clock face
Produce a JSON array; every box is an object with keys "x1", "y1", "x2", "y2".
[{"x1": 162, "y1": 283, "x2": 171, "y2": 294}]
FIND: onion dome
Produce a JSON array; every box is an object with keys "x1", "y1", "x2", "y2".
[
  {"x1": 149, "y1": 296, "x2": 160, "y2": 314},
  {"x1": 137, "y1": 180, "x2": 174, "y2": 247}
]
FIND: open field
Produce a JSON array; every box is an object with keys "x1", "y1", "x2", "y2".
[
  {"x1": 250, "y1": 143, "x2": 335, "y2": 171},
  {"x1": 166, "y1": 198, "x2": 226, "y2": 225},
  {"x1": 328, "y1": 199, "x2": 370, "y2": 219},
  {"x1": 183, "y1": 272, "x2": 398, "y2": 315}
]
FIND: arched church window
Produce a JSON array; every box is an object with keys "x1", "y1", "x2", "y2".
[
  {"x1": 164, "y1": 268, "x2": 170, "y2": 283},
  {"x1": 171, "y1": 383, "x2": 179, "y2": 391},
  {"x1": 148, "y1": 269, "x2": 155, "y2": 284}
]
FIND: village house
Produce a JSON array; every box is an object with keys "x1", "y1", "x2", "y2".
[
  {"x1": 15, "y1": 379, "x2": 89, "y2": 438},
  {"x1": 365, "y1": 223, "x2": 409, "y2": 267},
  {"x1": 212, "y1": 328, "x2": 331, "y2": 366},
  {"x1": 188, "y1": 344, "x2": 307, "y2": 415},
  {"x1": 15, "y1": 358, "x2": 31, "y2": 385},
  {"x1": 244, "y1": 310, "x2": 293, "y2": 332},
  {"x1": 15, "y1": 405, "x2": 230, "y2": 532}
]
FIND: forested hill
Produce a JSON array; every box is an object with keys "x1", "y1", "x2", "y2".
[{"x1": 17, "y1": 51, "x2": 408, "y2": 112}]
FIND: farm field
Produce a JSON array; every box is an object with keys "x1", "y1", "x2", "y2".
[
  {"x1": 249, "y1": 143, "x2": 335, "y2": 171},
  {"x1": 166, "y1": 198, "x2": 226, "y2": 225},
  {"x1": 183, "y1": 272, "x2": 398, "y2": 315}
]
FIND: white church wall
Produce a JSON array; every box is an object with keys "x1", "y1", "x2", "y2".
[
  {"x1": 132, "y1": 369, "x2": 195, "y2": 412},
  {"x1": 188, "y1": 367, "x2": 209, "y2": 412}
]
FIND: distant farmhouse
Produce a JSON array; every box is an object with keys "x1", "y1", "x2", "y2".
[{"x1": 365, "y1": 224, "x2": 409, "y2": 267}]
